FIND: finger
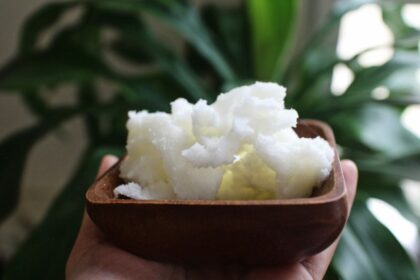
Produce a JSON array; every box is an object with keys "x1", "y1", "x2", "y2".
[
  {"x1": 96, "y1": 155, "x2": 119, "y2": 179},
  {"x1": 341, "y1": 160, "x2": 358, "y2": 213},
  {"x1": 299, "y1": 159, "x2": 358, "y2": 279}
]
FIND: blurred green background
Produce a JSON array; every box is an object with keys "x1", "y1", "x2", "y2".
[{"x1": 0, "y1": 0, "x2": 419, "y2": 279}]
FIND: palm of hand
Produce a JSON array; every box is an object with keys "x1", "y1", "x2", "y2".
[{"x1": 66, "y1": 156, "x2": 357, "y2": 280}]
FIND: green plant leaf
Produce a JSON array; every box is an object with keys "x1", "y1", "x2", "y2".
[
  {"x1": 283, "y1": 0, "x2": 376, "y2": 89},
  {"x1": 380, "y1": 2, "x2": 419, "y2": 40},
  {"x1": 335, "y1": 198, "x2": 420, "y2": 280},
  {"x1": 382, "y1": 155, "x2": 420, "y2": 182},
  {"x1": 197, "y1": 5, "x2": 252, "y2": 80},
  {"x1": 334, "y1": 0, "x2": 377, "y2": 17},
  {"x1": 144, "y1": 2, "x2": 236, "y2": 83},
  {"x1": 2, "y1": 146, "x2": 123, "y2": 280},
  {"x1": 92, "y1": 0, "x2": 236, "y2": 82},
  {"x1": 385, "y1": 68, "x2": 420, "y2": 105},
  {"x1": 333, "y1": 226, "x2": 380, "y2": 280},
  {"x1": 324, "y1": 266, "x2": 343, "y2": 280},
  {"x1": 96, "y1": 9, "x2": 210, "y2": 101},
  {"x1": 0, "y1": 108, "x2": 78, "y2": 223},
  {"x1": 0, "y1": 126, "x2": 46, "y2": 223},
  {"x1": 247, "y1": 0, "x2": 297, "y2": 80},
  {"x1": 284, "y1": 1, "x2": 420, "y2": 102},
  {"x1": 21, "y1": 90, "x2": 49, "y2": 118},
  {"x1": 110, "y1": 39, "x2": 154, "y2": 65},
  {"x1": 352, "y1": 103, "x2": 420, "y2": 158},
  {"x1": 49, "y1": 24, "x2": 100, "y2": 57},
  {"x1": 345, "y1": 52, "x2": 420, "y2": 99},
  {"x1": 359, "y1": 153, "x2": 420, "y2": 182},
  {"x1": 16, "y1": 2, "x2": 86, "y2": 119},
  {"x1": 78, "y1": 84, "x2": 101, "y2": 143},
  {"x1": 120, "y1": 80, "x2": 173, "y2": 111},
  {"x1": 358, "y1": 172, "x2": 420, "y2": 226},
  {"x1": 148, "y1": 41, "x2": 210, "y2": 101},
  {"x1": 288, "y1": 51, "x2": 338, "y2": 105},
  {"x1": 291, "y1": 50, "x2": 420, "y2": 116},
  {"x1": 0, "y1": 48, "x2": 110, "y2": 91},
  {"x1": 19, "y1": 1, "x2": 79, "y2": 54}
]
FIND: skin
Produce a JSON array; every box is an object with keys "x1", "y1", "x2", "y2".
[{"x1": 66, "y1": 155, "x2": 358, "y2": 280}]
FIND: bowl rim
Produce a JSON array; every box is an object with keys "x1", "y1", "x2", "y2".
[{"x1": 86, "y1": 119, "x2": 346, "y2": 207}]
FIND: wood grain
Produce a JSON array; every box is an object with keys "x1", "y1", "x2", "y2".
[{"x1": 86, "y1": 120, "x2": 347, "y2": 265}]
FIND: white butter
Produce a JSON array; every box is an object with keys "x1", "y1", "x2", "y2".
[{"x1": 115, "y1": 82, "x2": 334, "y2": 200}]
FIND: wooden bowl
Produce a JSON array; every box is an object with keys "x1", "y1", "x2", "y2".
[{"x1": 86, "y1": 120, "x2": 347, "y2": 265}]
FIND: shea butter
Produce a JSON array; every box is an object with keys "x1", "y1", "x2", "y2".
[{"x1": 115, "y1": 82, "x2": 334, "y2": 200}]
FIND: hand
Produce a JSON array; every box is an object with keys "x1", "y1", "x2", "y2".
[{"x1": 66, "y1": 155, "x2": 358, "y2": 280}]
